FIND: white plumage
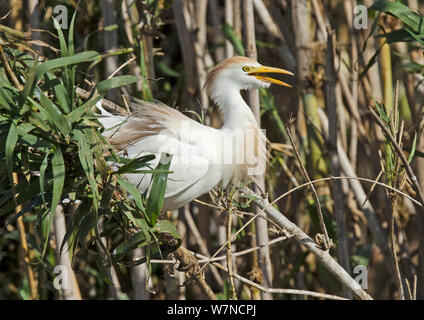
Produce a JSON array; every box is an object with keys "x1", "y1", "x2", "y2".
[{"x1": 97, "y1": 56, "x2": 293, "y2": 211}]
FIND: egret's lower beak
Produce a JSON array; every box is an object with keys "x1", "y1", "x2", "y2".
[{"x1": 248, "y1": 66, "x2": 294, "y2": 87}]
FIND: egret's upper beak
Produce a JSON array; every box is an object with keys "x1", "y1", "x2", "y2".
[{"x1": 248, "y1": 66, "x2": 294, "y2": 87}]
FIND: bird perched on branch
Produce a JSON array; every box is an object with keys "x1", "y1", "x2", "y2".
[{"x1": 97, "y1": 56, "x2": 293, "y2": 211}]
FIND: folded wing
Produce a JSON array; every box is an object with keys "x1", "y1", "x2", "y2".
[{"x1": 96, "y1": 98, "x2": 213, "y2": 204}]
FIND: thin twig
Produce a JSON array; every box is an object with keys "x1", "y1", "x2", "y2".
[
  {"x1": 183, "y1": 206, "x2": 224, "y2": 286},
  {"x1": 150, "y1": 236, "x2": 290, "y2": 265},
  {"x1": 267, "y1": 289, "x2": 348, "y2": 300},
  {"x1": 226, "y1": 208, "x2": 237, "y2": 299},
  {"x1": 0, "y1": 44, "x2": 23, "y2": 90},
  {"x1": 107, "y1": 56, "x2": 136, "y2": 79},
  {"x1": 286, "y1": 122, "x2": 332, "y2": 250},
  {"x1": 195, "y1": 251, "x2": 348, "y2": 300},
  {"x1": 390, "y1": 200, "x2": 404, "y2": 300},
  {"x1": 199, "y1": 173, "x2": 420, "y2": 277},
  {"x1": 76, "y1": 87, "x2": 128, "y2": 114},
  {"x1": 250, "y1": 190, "x2": 372, "y2": 300}
]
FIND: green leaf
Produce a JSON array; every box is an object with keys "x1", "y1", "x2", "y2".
[
  {"x1": 39, "y1": 152, "x2": 50, "y2": 203},
  {"x1": 156, "y1": 220, "x2": 181, "y2": 240},
  {"x1": 7, "y1": 194, "x2": 48, "y2": 225},
  {"x1": 104, "y1": 24, "x2": 118, "y2": 32},
  {"x1": 222, "y1": 23, "x2": 245, "y2": 56},
  {"x1": 116, "y1": 154, "x2": 156, "y2": 174},
  {"x1": 72, "y1": 129, "x2": 99, "y2": 212},
  {"x1": 53, "y1": 17, "x2": 69, "y2": 57},
  {"x1": 0, "y1": 84, "x2": 17, "y2": 112},
  {"x1": 370, "y1": 0, "x2": 424, "y2": 34},
  {"x1": 112, "y1": 231, "x2": 148, "y2": 260},
  {"x1": 375, "y1": 101, "x2": 390, "y2": 126},
  {"x1": 145, "y1": 153, "x2": 172, "y2": 226},
  {"x1": 51, "y1": 147, "x2": 65, "y2": 212},
  {"x1": 96, "y1": 75, "x2": 139, "y2": 94},
  {"x1": 117, "y1": 176, "x2": 148, "y2": 222},
  {"x1": 19, "y1": 60, "x2": 39, "y2": 109},
  {"x1": 408, "y1": 132, "x2": 417, "y2": 163},
  {"x1": 44, "y1": 73, "x2": 70, "y2": 113},
  {"x1": 68, "y1": 11, "x2": 77, "y2": 56},
  {"x1": 0, "y1": 180, "x2": 40, "y2": 217},
  {"x1": 157, "y1": 61, "x2": 180, "y2": 78},
  {"x1": 93, "y1": 254, "x2": 113, "y2": 285},
  {"x1": 35, "y1": 51, "x2": 98, "y2": 86},
  {"x1": 35, "y1": 89, "x2": 72, "y2": 137},
  {"x1": 5, "y1": 120, "x2": 18, "y2": 184},
  {"x1": 139, "y1": 41, "x2": 153, "y2": 101},
  {"x1": 121, "y1": 208, "x2": 150, "y2": 232},
  {"x1": 60, "y1": 199, "x2": 91, "y2": 255},
  {"x1": 70, "y1": 94, "x2": 103, "y2": 124},
  {"x1": 42, "y1": 146, "x2": 65, "y2": 258}
]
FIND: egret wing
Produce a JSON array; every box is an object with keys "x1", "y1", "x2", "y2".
[{"x1": 125, "y1": 153, "x2": 210, "y2": 198}]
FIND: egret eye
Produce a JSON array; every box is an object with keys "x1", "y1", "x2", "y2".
[{"x1": 242, "y1": 66, "x2": 251, "y2": 72}]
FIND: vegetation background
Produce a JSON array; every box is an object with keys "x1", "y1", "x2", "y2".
[{"x1": 1, "y1": 0, "x2": 424, "y2": 300}]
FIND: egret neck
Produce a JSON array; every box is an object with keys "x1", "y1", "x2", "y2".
[{"x1": 211, "y1": 85, "x2": 257, "y2": 130}]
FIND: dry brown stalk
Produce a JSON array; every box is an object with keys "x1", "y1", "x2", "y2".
[
  {"x1": 324, "y1": 27, "x2": 352, "y2": 299},
  {"x1": 13, "y1": 172, "x2": 38, "y2": 300},
  {"x1": 226, "y1": 208, "x2": 237, "y2": 299},
  {"x1": 172, "y1": 246, "x2": 217, "y2": 300},
  {"x1": 243, "y1": 0, "x2": 273, "y2": 300}
]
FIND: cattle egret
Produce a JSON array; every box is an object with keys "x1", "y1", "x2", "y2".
[{"x1": 97, "y1": 56, "x2": 293, "y2": 211}]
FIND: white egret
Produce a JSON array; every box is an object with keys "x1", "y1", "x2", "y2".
[{"x1": 97, "y1": 56, "x2": 293, "y2": 211}]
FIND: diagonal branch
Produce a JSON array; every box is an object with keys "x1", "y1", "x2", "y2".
[{"x1": 250, "y1": 191, "x2": 373, "y2": 300}]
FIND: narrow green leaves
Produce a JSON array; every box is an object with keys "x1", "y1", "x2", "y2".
[
  {"x1": 73, "y1": 129, "x2": 99, "y2": 212},
  {"x1": 370, "y1": 0, "x2": 424, "y2": 34},
  {"x1": 50, "y1": 146, "x2": 65, "y2": 219},
  {"x1": 222, "y1": 23, "x2": 245, "y2": 56},
  {"x1": 39, "y1": 152, "x2": 50, "y2": 203},
  {"x1": 117, "y1": 176, "x2": 148, "y2": 222},
  {"x1": 41, "y1": 145, "x2": 65, "y2": 258},
  {"x1": 5, "y1": 120, "x2": 18, "y2": 184},
  {"x1": 145, "y1": 153, "x2": 172, "y2": 226},
  {"x1": 35, "y1": 51, "x2": 99, "y2": 83}
]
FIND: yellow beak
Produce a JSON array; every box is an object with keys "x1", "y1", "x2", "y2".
[{"x1": 248, "y1": 66, "x2": 294, "y2": 87}]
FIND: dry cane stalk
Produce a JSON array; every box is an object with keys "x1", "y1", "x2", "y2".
[
  {"x1": 54, "y1": 204, "x2": 82, "y2": 300},
  {"x1": 13, "y1": 172, "x2": 38, "y2": 300},
  {"x1": 243, "y1": 0, "x2": 273, "y2": 300},
  {"x1": 324, "y1": 28, "x2": 352, "y2": 299},
  {"x1": 226, "y1": 209, "x2": 237, "y2": 299},
  {"x1": 172, "y1": 246, "x2": 217, "y2": 300}
]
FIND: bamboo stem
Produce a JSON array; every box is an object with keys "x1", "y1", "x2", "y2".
[
  {"x1": 53, "y1": 204, "x2": 82, "y2": 300},
  {"x1": 243, "y1": 0, "x2": 273, "y2": 300},
  {"x1": 324, "y1": 28, "x2": 352, "y2": 298},
  {"x1": 13, "y1": 172, "x2": 38, "y2": 300}
]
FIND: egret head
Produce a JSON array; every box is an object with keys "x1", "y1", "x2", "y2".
[{"x1": 204, "y1": 56, "x2": 294, "y2": 101}]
